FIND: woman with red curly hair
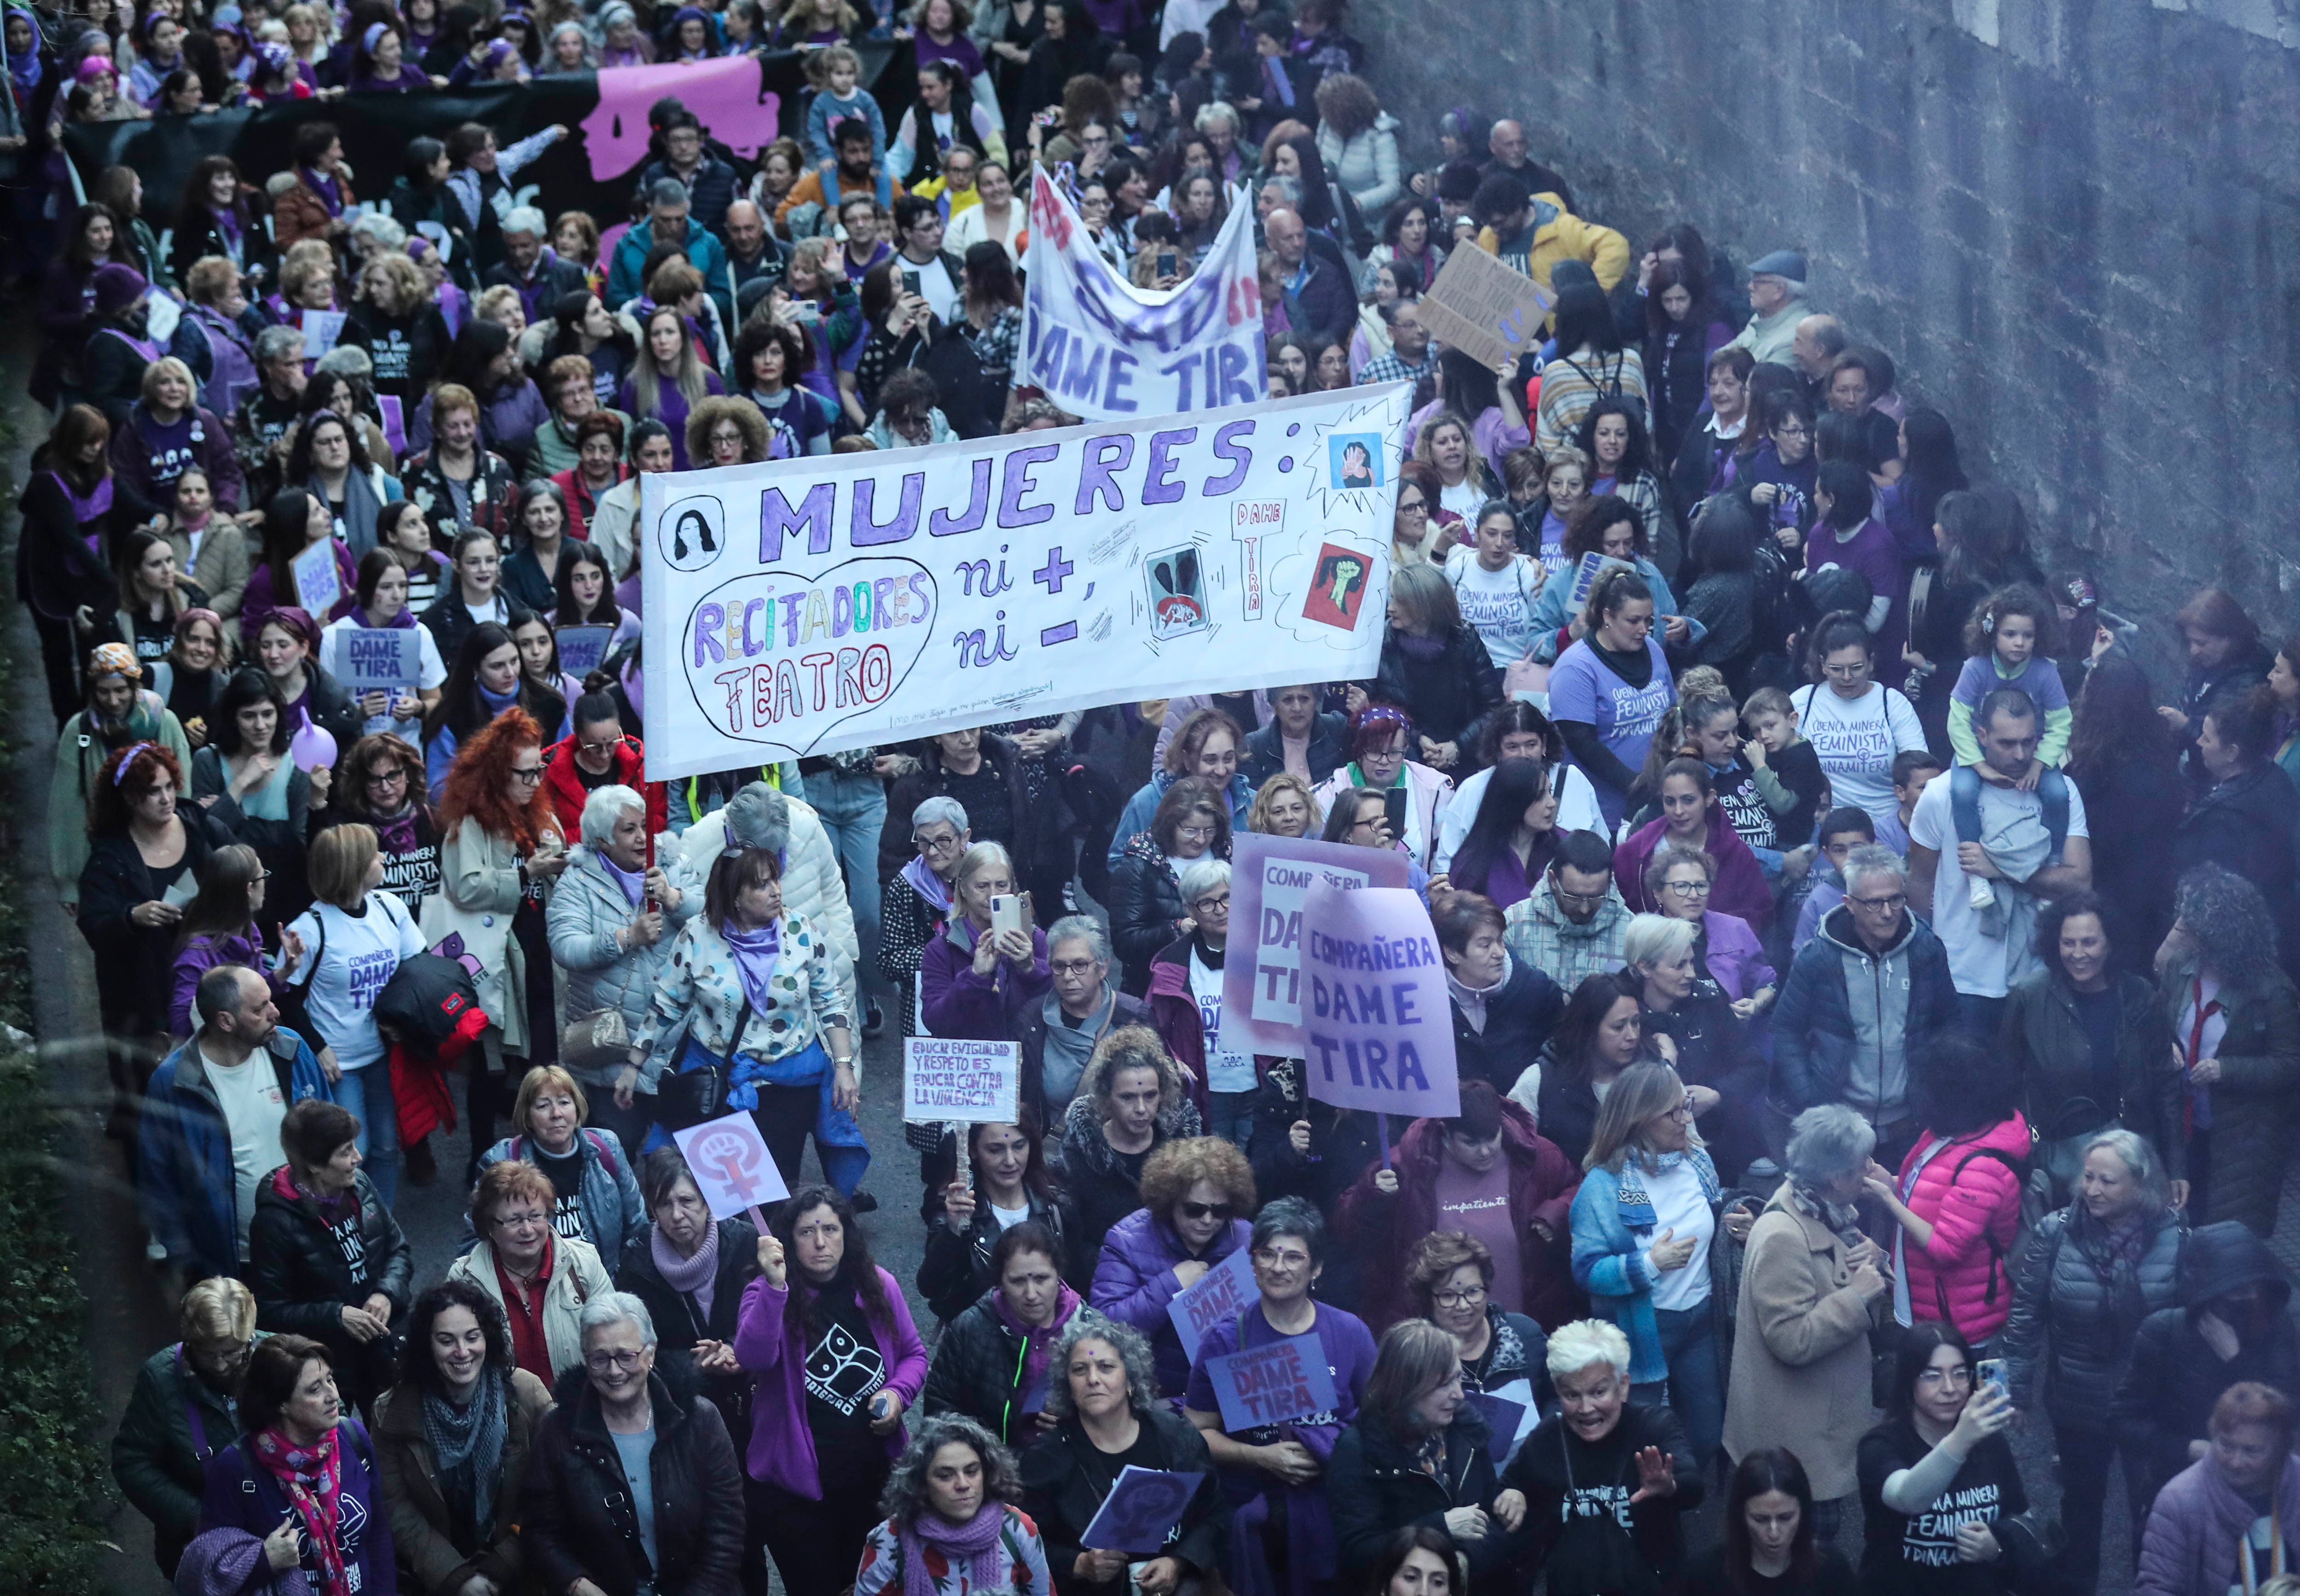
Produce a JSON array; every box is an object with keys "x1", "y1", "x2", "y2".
[
  {"x1": 438, "y1": 707, "x2": 571, "y2": 1162},
  {"x1": 81, "y1": 738, "x2": 234, "y2": 1136}
]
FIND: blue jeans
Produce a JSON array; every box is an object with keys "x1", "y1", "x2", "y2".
[
  {"x1": 335, "y1": 1064, "x2": 399, "y2": 1208},
  {"x1": 1208, "y1": 1089, "x2": 1256, "y2": 1153},
  {"x1": 810, "y1": 768, "x2": 890, "y2": 999},
  {"x1": 1631, "y1": 1302, "x2": 1722, "y2": 1466},
  {"x1": 1954, "y1": 992, "x2": 2007, "y2": 1040}
]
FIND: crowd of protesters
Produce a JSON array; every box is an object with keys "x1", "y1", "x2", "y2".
[{"x1": 12, "y1": 1, "x2": 2300, "y2": 1593}]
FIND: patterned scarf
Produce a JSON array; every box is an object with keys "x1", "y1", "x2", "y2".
[
  {"x1": 252, "y1": 1422, "x2": 348, "y2": 1596},
  {"x1": 899, "y1": 1500, "x2": 1009, "y2": 1596},
  {"x1": 420, "y1": 1365, "x2": 509, "y2": 1542}
]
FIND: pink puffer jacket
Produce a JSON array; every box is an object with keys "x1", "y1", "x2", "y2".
[{"x1": 1895, "y1": 1112, "x2": 2030, "y2": 1342}]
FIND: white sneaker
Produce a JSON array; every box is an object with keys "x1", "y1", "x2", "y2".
[{"x1": 1968, "y1": 875, "x2": 1997, "y2": 910}]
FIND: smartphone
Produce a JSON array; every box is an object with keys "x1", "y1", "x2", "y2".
[
  {"x1": 991, "y1": 892, "x2": 1025, "y2": 941},
  {"x1": 1382, "y1": 786, "x2": 1409, "y2": 838},
  {"x1": 1975, "y1": 1358, "x2": 2007, "y2": 1398},
  {"x1": 902, "y1": 268, "x2": 921, "y2": 296},
  {"x1": 1157, "y1": 249, "x2": 1178, "y2": 277}
]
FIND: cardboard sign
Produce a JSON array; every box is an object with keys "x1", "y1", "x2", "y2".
[
  {"x1": 1166, "y1": 1246, "x2": 1258, "y2": 1362},
  {"x1": 335, "y1": 627, "x2": 424, "y2": 693},
  {"x1": 293, "y1": 539, "x2": 343, "y2": 616},
  {"x1": 1222, "y1": 832, "x2": 1411, "y2": 1056},
  {"x1": 1079, "y1": 1466, "x2": 1207, "y2": 1555},
  {"x1": 1299, "y1": 882, "x2": 1460, "y2": 1118},
  {"x1": 902, "y1": 1036, "x2": 1020, "y2": 1125},
  {"x1": 1203, "y1": 1334, "x2": 1339, "y2": 1432},
  {"x1": 672, "y1": 1109, "x2": 791, "y2": 1219},
  {"x1": 556, "y1": 623, "x2": 616, "y2": 681},
  {"x1": 301, "y1": 309, "x2": 348, "y2": 359},
  {"x1": 145, "y1": 290, "x2": 182, "y2": 344},
  {"x1": 1419, "y1": 245, "x2": 1555, "y2": 371}
]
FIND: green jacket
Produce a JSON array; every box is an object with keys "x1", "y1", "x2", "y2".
[
  {"x1": 49, "y1": 693, "x2": 194, "y2": 907},
  {"x1": 111, "y1": 1336, "x2": 264, "y2": 1571}
]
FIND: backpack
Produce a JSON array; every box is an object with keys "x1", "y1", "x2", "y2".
[{"x1": 373, "y1": 943, "x2": 489, "y2": 1064}]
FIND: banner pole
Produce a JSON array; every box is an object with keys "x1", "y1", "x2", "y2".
[{"x1": 1377, "y1": 1111, "x2": 1391, "y2": 1172}]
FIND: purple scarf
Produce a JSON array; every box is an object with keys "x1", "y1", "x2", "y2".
[
  {"x1": 1394, "y1": 630, "x2": 1447, "y2": 661},
  {"x1": 301, "y1": 167, "x2": 344, "y2": 216},
  {"x1": 48, "y1": 469, "x2": 114, "y2": 523},
  {"x1": 373, "y1": 800, "x2": 419, "y2": 856},
  {"x1": 900, "y1": 854, "x2": 954, "y2": 915},
  {"x1": 992, "y1": 1282, "x2": 1079, "y2": 1411},
  {"x1": 599, "y1": 850, "x2": 646, "y2": 907},
  {"x1": 719, "y1": 918, "x2": 782, "y2": 1012},
  {"x1": 898, "y1": 1501, "x2": 1010, "y2": 1596},
  {"x1": 649, "y1": 1219, "x2": 721, "y2": 1318}
]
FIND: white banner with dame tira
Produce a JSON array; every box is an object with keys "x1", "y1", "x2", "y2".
[
  {"x1": 1020, "y1": 169, "x2": 1266, "y2": 419},
  {"x1": 635, "y1": 386, "x2": 1407, "y2": 780}
]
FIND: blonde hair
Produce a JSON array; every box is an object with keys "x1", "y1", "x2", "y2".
[
  {"x1": 1247, "y1": 772, "x2": 1322, "y2": 834},
  {"x1": 475, "y1": 284, "x2": 525, "y2": 327},
  {"x1": 632, "y1": 304, "x2": 710, "y2": 414},
  {"x1": 180, "y1": 1276, "x2": 259, "y2": 1342},
  {"x1": 429, "y1": 382, "x2": 479, "y2": 425},
  {"x1": 139, "y1": 356, "x2": 198, "y2": 408},
  {"x1": 183, "y1": 255, "x2": 240, "y2": 307},
  {"x1": 306, "y1": 823, "x2": 379, "y2": 909},
  {"x1": 512, "y1": 1062, "x2": 591, "y2": 1132},
  {"x1": 278, "y1": 245, "x2": 335, "y2": 307},
  {"x1": 1582, "y1": 1060, "x2": 1699, "y2": 1174},
  {"x1": 359, "y1": 251, "x2": 425, "y2": 315}
]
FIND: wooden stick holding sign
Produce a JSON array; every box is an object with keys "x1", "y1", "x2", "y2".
[{"x1": 672, "y1": 1109, "x2": 791, "y2": 1231}]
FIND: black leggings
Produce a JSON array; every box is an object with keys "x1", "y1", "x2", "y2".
[
  {"x1": 748, "y1": 1464, "x2": 890, "y2": 1596},
  {"x1": 655, "y1": 1078, "x2": 822, "y2": 1192}
]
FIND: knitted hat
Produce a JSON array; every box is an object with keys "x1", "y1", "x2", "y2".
[
  {"x1": 93, "y1": 262, "x2": 148, "y2": 316},
  {"x1": 1748, "y1": 248, "x2": 1807, "y2": 284},
  {"x1": 721, "y1": 782, "x2": 791, "y2": 859}
]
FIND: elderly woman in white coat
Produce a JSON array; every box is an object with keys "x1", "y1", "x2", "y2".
[
  {"x1": 546, "y1": 782, "x2": 703, "y2": 1159},
  {"x1": 672, "y1": 779, "x2": 859, "y2": 1015},
  {"x1": 1721, "y1": 1104, "x2": 1893, "y2": 1538},
  {"x1": 630, "y1": 841, "x2": 864, "y2": 1196},
  {"x1": 446, "y1": 1159, "x2": 616, "y2": 1384}
]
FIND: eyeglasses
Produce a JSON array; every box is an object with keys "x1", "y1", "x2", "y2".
[
  {"x1": 1397, "y1": 496, "x2": 1427, "y2": 515},
  {"x1": 1050, "y1": 958, "x2": 1101, "y2": 976},
  {"x1": 1822, "y1": 661, "x2": 1871, "y2": 680},
  {"x1": 1432, "y1": 1285, "x2": 1488, "y2": 1307},
  {"x1": 1177, "y1": 1201, "x2": 1234, "y2": 1221},
  {"x1": 493, "y1": 1209, "x2": 549, "y2": 1230},
  {"x1": 1349, "y1": 817, "x2": 1385, "y2": 834},
  {"x1": 1663, "y1": 879, "x2": 1711, "y2": 898},
  {"x1": 918, "y1": 833, "x2": 964, "y2": 852},
  {"x1": 1656, "y1": 1094, "x2": 1697, "y2": 1123},
  {"x1": 583, "y1": 1348, "x2": 648, "y2": 1372},
  {"x1": 1191, "y1": 892, "x2": 1231, "y2": 913},
  {"x1": 1254, "y1": 1246, "x2": 1311, "y2": 1269},
  {"x1": 578, "y1": 736, "x2": 624, "y2": 756},
  {"x1": 1848, "y1": 893, "x2": 1907, "y2": 913},
  {"x1": 1774, "y1": 423, "x2": 1810, "y2": 439},
  {"x1": 365, "y1": 767, "x2": 407, "y2": 787},
  {"x1": 510, "y1": 765, "x2": 545, "y2": 784},
  {"x1": 1551, "y1": 883, "x2": 1609, "y2": 907},
  {"x1": 1175, "y1": 824, "x2": 1217, "y2": 842}
]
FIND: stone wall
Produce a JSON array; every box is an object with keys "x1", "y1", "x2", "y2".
[{"x1": 1357, "y1": 0, "x2": 2300, "y2": 660}]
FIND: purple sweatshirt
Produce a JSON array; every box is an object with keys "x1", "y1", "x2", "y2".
[
  {"x1": 920, "y1": 921, "x2": 1052, "y2": 1039},
  {"x1": 731, "y1": 1266, "x2": 927, "y2": 1496}
]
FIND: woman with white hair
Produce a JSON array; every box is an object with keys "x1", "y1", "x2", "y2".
[
  {"x1": 854, "y1": 1415, "x2": 1051, "y2": 1596},
  {"x1": 2000, "y1": 1128, "x2": 2185, "y2": 1596},
  {"x1": 520, "y1": 1291, "x2": 747, "y2": 1596},
  {"x1": 1500, "y1": 1318, "x2": 1703, "y2": 1595},
  {"x1": 1146, "y1": 857, "x2": 1256, "y2": 1145},
  {"x1": 880, "y1": 795, "x2": 970, "y2": 1039},
  {"x1": 546, "y1": 781, "x2": 702, "y2": 1157},
  {"x1": 1622, "y1": 912, "x2": 1765, "y2": 1184},
  {"x1": 1722, "y1": 1104, "x2": 1893, "y2": 1536}
]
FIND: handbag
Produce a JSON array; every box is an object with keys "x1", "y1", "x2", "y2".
[
  {"x1": 656, "y1": 996, "x2": 753, "y2": 1132},
  {"x1": 558, "y1": 1008, "x2": 631, "y2": 1071}
]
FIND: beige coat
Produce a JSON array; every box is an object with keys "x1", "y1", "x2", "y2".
[
  {"x1": 164, "y1": 521, "x2": 253, "y2": 630},
  {"x1": 1721, "y1": 1184, "x2": 1880, "y2": 1499},
  {"x1": 444, "y1": 1236, "x2": 613, "y2": 1382},
  {"x1": 427, "y1": 817, "x2": 559, "y2": 1055}
]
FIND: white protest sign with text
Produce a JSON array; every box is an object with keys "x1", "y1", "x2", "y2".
[
  {"x1": 637, "y1": 387, "x2": 1406, "y2": 779},
  {"x1": 1222, "y1": 831, "x2": 1411, "y2": 1057},
  {"x1": 902, "y1": 1036, "x2": 1020, "y2": 1125}
]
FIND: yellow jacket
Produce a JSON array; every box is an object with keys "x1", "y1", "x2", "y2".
[{"x1": 1474, "y1": 193, "x2": 1632, "y2": 298}]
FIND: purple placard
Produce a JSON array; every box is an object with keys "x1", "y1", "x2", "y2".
[
  {"x1": 1079, "y1": 1466, "x2": 1206, "y2": 1554},
  {"x1": 1467, "y1": 1391, "x2": 1528, "y2": 1448},
  {"x1": 1222, "y1": 831, "x2": 1412, "y2": 1057},
  {"x1": 1298, "y1": 881, "x2": 1460, "y2": 1118},
  {"x1": 1166, "y1": 1246, "x2": 1257, "y2": 1362},
  {"x1": 1203, "y1": 1333, "x2": 1339, "y2": 1432}
]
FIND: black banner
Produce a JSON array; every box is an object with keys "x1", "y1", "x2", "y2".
[{"x1": 63, "y1": 43, "x2": 904, "y2": 233}]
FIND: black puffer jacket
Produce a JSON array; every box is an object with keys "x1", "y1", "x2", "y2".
[
  {"x1": 916, "y1": 1187, "x2": 1070, "y2": 1323},
  {"x1": 2000, "y1": 1203, "x2": 2185, "y2": 1427},
  {"x1": 519, "y1": 1364, "x2": 745, "y2": 1596},
  {"x1": 2173, "y1": 763, "x2": 2300, "y2": 980},
  {"x1": 1108, "y1": 832, "x2": 1193, "y2": 995},
  {"x1": 618, "y1": 1218, "x2": 760, "y2": 1452},
  {"x1": 1239, "y1": 710, "x2": 1349, "y2": 788},
  {"x1": 1450, "y1": 957, "x2": 1565, "y2": 1094},
  {"x1": 2000, "y1": 968, "x2": 2184, "y2": 1181},
  {"x1": 2114, "y1": 1220, "x2": 2300, "y2": 1499},
  {"x1": 1021, "y1": 1406, "x2": 1226, "y2": 1596},
  {"x1": 1327, "y1": 1405, "x2": 1506, "y2": 1582},
  {"x1": 1364, "y1": 623, "x2": 1505, "y2": 751},
  {"x1": 921, "y1": 1288, "x2": 1107, "y2": 1443},
  {"x1": 1247, "y1": 1062, "x2": 1384, "y2": 1314},
  {"x1": 247, "y1": 1168, "x2": 414, "y2": 1400}
]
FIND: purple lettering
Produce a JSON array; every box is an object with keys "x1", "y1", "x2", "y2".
[
  {"x1": 1074, "y1": 434, "x2": 1135, "y2": 515},
  {"x1": 694, "y1": 603, "x2": 726, "y2": 664},
  {"x1": 759, "y1": 480, "x2": 836, "y2": 561},
  {"x1": 929, "y1": 458, "x2": 993, "y2": 537},
  {"x1": 998, "y1": 445, "x2": 1060, "y2": 528},
  {"x1": 852, "y1": 472, "x2": 927, "y2": 545},
  {"x1": 1142, "y1": 428, "x2": 1196, "y2": 504},
  {"x1": 1102, "y1": 349, "x2": 1139, "y2": 412},
  {"x1": 1202, "y1": 419, "x2": 1254, "y2": 496}
]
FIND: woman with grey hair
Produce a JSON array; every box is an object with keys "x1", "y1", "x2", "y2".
[
  {"x1": 2158, "y1": 862, "x2": 2300, "y2": 1236},
  {"x1": 521, "y1": 1289, "x2": 746, "y2": 1596},
  {"x1": 1721, "y1": 1104, "x2": 1893, "y2": 1534},
  {"x1": 1017, "y1": 913, "x2": 1149, "y2": 1130},
  {"x1": 545, "y1": 781, "x2": 702, "y2": 1157},
  {"x1": 855, "y1": 1416, "x2": 1050, "y2": 1596},
  {"x1": 1021, "y1": 1318, "x2": 1226, "y2": 1596},
  {"x1": 1623, "y1": 911, "x2": 1764, "y2": 1182},
  {"x1": 1147, "y1": 857, "x2": 1255, "y2": 1145},
  {"x1": 879, "y1": 795, "x2": 971, "y2": 1039},
  {"x1": 2001, "y1": 1127, "x2": 2184, "y2": 1594}
]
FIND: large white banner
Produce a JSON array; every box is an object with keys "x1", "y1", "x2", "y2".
[
  {"x1": 636, "y1": 386, "x2": 1410, "y2": 779},
  {"x1": 1020, "y1": 169, "x2": 1266, "y2": 420}
]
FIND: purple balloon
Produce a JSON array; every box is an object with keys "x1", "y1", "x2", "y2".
[{"x1": 290, "y1": 717, "x2": 337, "y2": 773}]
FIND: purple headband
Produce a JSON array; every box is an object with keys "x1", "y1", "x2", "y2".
[
  {"x1": 111, "y1": 741, "x2": 157, "y2": 784},
  {"x1": 362, "y1": 21, "x2": 389, "y2": 51}
]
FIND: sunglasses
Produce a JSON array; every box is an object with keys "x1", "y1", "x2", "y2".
[{"x1": 1177, "y1": 1201, "x2": 1234, "y2": 1221}]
